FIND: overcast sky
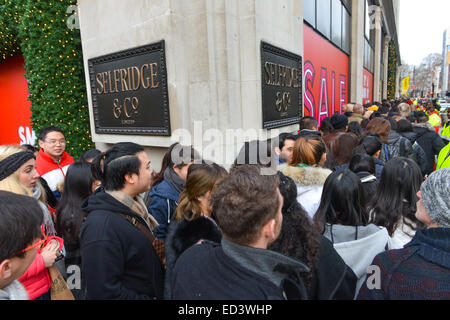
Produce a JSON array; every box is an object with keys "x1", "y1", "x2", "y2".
[{"x1": 398, "y1": 0, "x2": 450, "y2": 66}]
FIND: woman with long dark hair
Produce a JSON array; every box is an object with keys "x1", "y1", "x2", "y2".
[
  {"x1": 367, "y1": 157, "x2": 425, "y2": 246},
  {"x1": 269, "y1": 172, "x2": 357, "y2": 300},
  {"x1": 55, "y1": 162, "x2": 97, "y2": 299},
  {"x1": 313, "y1": 170, "x2": 396, "y2": 298},
  {"x1": 164, "y1": 162, "x2": 227, "y2": 299}
]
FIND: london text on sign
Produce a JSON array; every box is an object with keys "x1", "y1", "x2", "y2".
[
  {"x1": 88, "y1": 41, "x2": 171, "y2": 135},
  {"x1": 261, "y1": 41, "x2": 303, "y2": 130}
]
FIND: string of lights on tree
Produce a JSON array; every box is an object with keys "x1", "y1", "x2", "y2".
[
  {"x1": 0, "y1": 0, "x2": 93, "y2": 159},
  {"x1": 387, "y1": 39, "x2": 399, "y2": 100}
]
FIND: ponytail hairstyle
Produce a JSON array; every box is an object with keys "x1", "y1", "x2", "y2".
[
  {"x1": 290, "y1": 135, "x2": 326, "y2": 166},
  {"x1": 174, "y1": 162, "x2": 228, "y2": 221},
  {"x1": 91, "y1": 142, "x2": 144, "y2": 192}
]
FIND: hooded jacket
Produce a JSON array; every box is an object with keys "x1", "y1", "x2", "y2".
[
  {"x1": 80, "y1": 190, "x2": 164, "y2": 300},
  {"x1": 413, "y1": 123, "x2": 446, "y2": 174},
  {"x1": 171, "y1": 238, "x2": 310, "y2": 300},
  {"x1": 379, "y1": 131, "x2": 415, "y2": 163},
  {"x1": 278, "y1": 164, "x2": 332, "y2": 218},
  {"x1": 148, "y1": 177, "x2": 182, "y2": 241},
  {"x1": 398, "y1": 131, "x2": 428, "y2": 175},
  {"x1": 358, "y1": 228, "x2": 450, "y2": 300},
  {"x1": 323, "y1": 224, "x2": 401, "y2": 298}
]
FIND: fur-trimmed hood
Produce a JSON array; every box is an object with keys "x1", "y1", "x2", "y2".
[{"x1": 278, "y1": 164, "x2": 332, "y2": 187}]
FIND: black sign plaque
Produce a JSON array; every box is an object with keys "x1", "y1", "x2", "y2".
[
  {"x1": 88, "y1": 40, "x2": 171, "y2": 135},
  {"x1": 261, "y1": 41, "x2": 303, "y2": 130}
]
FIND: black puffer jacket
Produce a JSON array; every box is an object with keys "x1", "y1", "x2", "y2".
[
  {"x1": 164, "y1": 216, "x2": 222, "y2": 299},
  {"x1": 398, "y1": 131, "x2": 428, "y2": 176},
  {"x1": 80, "y1": 190, "x2": 164, "y2": 300},
  {"x1": 413, "y1": 124, "x2": 446, "y2": 175}
]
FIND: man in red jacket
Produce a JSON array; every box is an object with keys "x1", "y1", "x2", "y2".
[{"x1": 36, "y1": 126, "x2": 74, "y2": 200}]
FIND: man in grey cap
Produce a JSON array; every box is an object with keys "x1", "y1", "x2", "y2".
[{"x1": 357, "y1": 168, "x2": 450, "y2": 300}]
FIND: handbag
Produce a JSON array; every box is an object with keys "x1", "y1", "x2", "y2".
[
  {"x1": 48, "y1": 265, "x2": 75, "y2": 300},
  {"x1": 118, "y1": 214, "x2": 166, "y2": 269}
]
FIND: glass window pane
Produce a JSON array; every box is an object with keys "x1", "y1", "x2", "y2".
[
  {"x1": 317, "y1": 0, "x2": 331, "y2": 39},
  {"x1": 304, "y1": 0, "x2": 316, "y2": 27},
  {"x1": 331, "y1": 0, "x2": 342, "y2": 47},
  {"x1": 342, "y1": 6, "x2": 351, "y2": 53},
  {"x1": 365, "y1": 0, "x2": 370, "y2": 39},
  {"x1": 342, "y1": 0, "x2": 352, "y2": 12}
]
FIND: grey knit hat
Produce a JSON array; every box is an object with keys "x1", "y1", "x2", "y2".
[{"x1": 420, "y1": 168, "x2": 450, "y2": 227}]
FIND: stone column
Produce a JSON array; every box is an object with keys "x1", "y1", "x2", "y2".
[
  {"x1": 350, "y1": 0, "x2": 365, "y2": 104},
  {"x1": 373, "y1": 6, "x2": 382, "y2": 102},
  {"x1": 77, "y1": 0, "x2": 302, "y2": 170},
  {"x1": 382, "y1": 35, "x2": 391, "y2": 99}
]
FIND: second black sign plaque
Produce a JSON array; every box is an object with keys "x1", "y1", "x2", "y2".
[{"x1": 261, "y1": 41, "x2": 303, "y2": 130}]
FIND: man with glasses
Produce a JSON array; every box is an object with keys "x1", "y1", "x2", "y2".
[
  {"x1": 0, "y1": 191, "x2": 43, "y2": 300},
  {"x1": 36, "y1": 126, "x2": 74, "y2": 200}
]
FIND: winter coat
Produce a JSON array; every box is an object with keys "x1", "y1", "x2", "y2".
[
  {"x1": 436, "y1": 142, "x2": 450, "y2": 170},
  {"x1": 323, "y1": 224, "x2": 401, "y2": 298},
  {"x1": 358, "y1": 228, "x2": 450, "y2": 300},
  {"x1": 307, "y1": 236, "x2": 358, "y2": 300},
  {"x1": 80, "y1": 190, "x2": 164, "y2": 300},
  {"x1": 372, "y1": 158, "x2": 385, "y2": 181},
  {"x1": 399, "y1": 131, "x2": 430, "y2": 176},
  {"x1": 164, "y1": 216, "x2": 222, "y2": 299},
  {"x1": 35, "y1": 148, "x2": 74, "y2": 200},
  {"x1": 278, "y1": 164, "x2": 332, "y2": 218},
  {"x1": 379, "y1": 131, "x2": 415, "y2": 163},
  {"x1": 171, "y1": 238, "x2": 310, "y2": 300},
  {"x1": 148, "y1": 180, "x2": 180, "y2": 241},
  {"x1": 413, "y1": 123, "x2": 446, "y2": 175},
  {"x1": 348, "y1": 113, "x2": 364, "y2": 124}
]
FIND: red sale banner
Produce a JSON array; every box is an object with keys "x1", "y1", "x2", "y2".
[
  {"x1": 303, "y1": 25, "x2": 349, "y2": 127},
  {"x1": 0, "y1": 56, "x2": 35, "y2": 145},
  {"x1": 363, "y1": 68, "x2": 374, "y2": 105}
]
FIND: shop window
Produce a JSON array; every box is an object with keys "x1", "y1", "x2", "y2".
[
  {"x1": 331, "y1": 0, "x2": 342, "y2": 47},
  {"x1": 304, "y1": 0, "x2": 316, "y2": 27},
  {"x1": 316, "y1": 0, "x2": 331, "y2": 39}
]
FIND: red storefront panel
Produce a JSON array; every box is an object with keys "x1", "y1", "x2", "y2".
[
  {"x1": 303, "y1": 25, "x2": 349, "y2": 127},
  {"x1": 0, "y1": 56, "x2": 34, "y2": 145},
  {"x1": 363, "y1": 68, "x2": 374, "y2": 105}
]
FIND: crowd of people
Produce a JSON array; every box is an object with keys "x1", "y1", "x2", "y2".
[{"x1": 0, "y1": 98, "x2": 449, "y2": 300}]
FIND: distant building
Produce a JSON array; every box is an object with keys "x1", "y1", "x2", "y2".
[{"x1": 442, "y1": 27, "x2": 450, "y2": 97}]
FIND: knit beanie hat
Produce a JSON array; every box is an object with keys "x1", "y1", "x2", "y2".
[
  {"x1": 330, "y1": 114, "x2": 349, "y2": 130},
  {"x1": 420, "y1": 168, "x2": 450, "y2": 227}
]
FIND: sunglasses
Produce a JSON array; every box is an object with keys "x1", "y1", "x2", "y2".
[{"x1": 16, "y1": 227, "x2": 47, "y2": 255}]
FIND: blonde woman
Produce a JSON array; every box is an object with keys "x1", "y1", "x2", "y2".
[
  {"x1": 0, "y1": 145, "x2": 63, "y2": 300},
  {"x1": 164, "y1": 162, "x2": 227, "y2": 299}
]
